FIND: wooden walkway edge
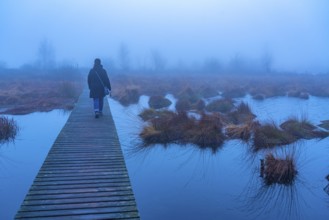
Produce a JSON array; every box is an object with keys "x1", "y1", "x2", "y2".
[{"x1": 15, "y1": 89, "x2": 140, "y2": 219}]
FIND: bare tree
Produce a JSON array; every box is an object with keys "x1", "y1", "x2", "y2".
[
  {"x1": 150, "y1": 50, "x2": 166, "y2": 71},
  {"x1": 118, "y1": 43, "x2": 130, "y2": 71},
  {"x1": 261, "y1": 48, "x2": 273, "y2": 73},
  {"x1": 203, "y1": 57, "x2": 221, "y2": 73},
  {"x1": 229, "y1": 53, "x2": 245, "y2": 73},
  {"x1": 37, "y1": 38, "x2": 56, "y2": 69},
  {"x1": 0, "y1": 60, "x2": 6, "y2": 69}
]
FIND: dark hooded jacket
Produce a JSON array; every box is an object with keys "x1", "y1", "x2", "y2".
[{"x1": 88, "y1": 64, "x2": 111, "y2": 98}]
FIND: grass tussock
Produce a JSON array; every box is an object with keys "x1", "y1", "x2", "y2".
[
  {"x1": 175, "y1": 98, "x2": 191, "y2": 112},
  {"x1": 199, "y1": 86, "x2": 219, "y2": 98},
  {"x1": 226, "y1": 102, "x2": 256, "y2": 124},
  {"x1": 140, "y1": 111, "x2": 194, "y2": 145},
  {"x1": 205, "y1": 98, "x2": 235, "y2": 113},
  {"x1": 186, "y1": 113, "x2": 225, "y2": 149},
  {"x1": 225, "y1": 120, "x2": 259, "y2": 141},
  {"x1": 117, "y1": 87, "x2": 140, "y2": 106},
  {"x1": 221, "y1": 86, "x2": 246, "y2": 98},
  {"x1": 318, "y1": 120, "x2": 329, "y2": 130},
  {"x1": 280, "y1": 118, "x2": 328, "y2": 139},
  {"x1": 0, "y1": 116, "x2": 19, "y2": 142},
  {"x1": 148, "y1": 95, "x2": 172, "y2": 109},
  {"x1": 192, "y1": 99, "x2": 206, "y2": 111},
  {"x1": 177, "y1": 87, "x2": 200, "y2": 104},
  {"x1": 139, "y1": 109, "x2": 174, "y2": 121},
  {"x1": 139, "y1": 111, "x2": 225, "y2": 149},
  {"x1": 261, "y1": 153, "x2": 297, "y2": 185},
  {"x1": 253, "y1": 123, "x2": 297, "y2": 151}
]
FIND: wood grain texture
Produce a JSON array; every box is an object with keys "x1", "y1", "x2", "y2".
[{"x1": 15, "y1": 89, "x2": 140, "y2": 220}]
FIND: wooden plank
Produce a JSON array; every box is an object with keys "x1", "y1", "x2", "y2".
[
  {"x1": 15, "y1": 89, "x2": 139, "y2": 219},
  {"x1": 21, "y1": 195, "x2": 137, "y2": 206}
]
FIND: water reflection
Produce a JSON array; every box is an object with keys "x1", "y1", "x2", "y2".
[
  {"x1": 109, "y1": 95, "x2": 329, "y2": 220},
  {"x1": 236, "y1": 144, "x2": 306, "y2": 219},
  {"x1": 0, "y1": 110, "x2": 70, "y2": 220}
]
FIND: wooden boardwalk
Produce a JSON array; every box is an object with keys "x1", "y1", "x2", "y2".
[{"x1": 15, "y1": 89, "x2": 140, "y2": 219}]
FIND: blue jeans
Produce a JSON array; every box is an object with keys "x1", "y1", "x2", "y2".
[{"x1": 93, "y1": 97, "x2": 104, "y2": 112}]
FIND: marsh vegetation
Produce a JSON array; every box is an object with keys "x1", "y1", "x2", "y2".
[{"x1": 0, "y1": 116, "x2": 19, "y2": 143}]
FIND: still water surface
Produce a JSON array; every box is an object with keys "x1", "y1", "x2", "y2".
[
  {"x1": 109, "y1": 95, "x2": 329, "y2": 220},
  {"x1": 0, "y1": 110, "x2": 70, "y2": 220},
  {"x1": 1, "y1": 95, "x2": 328, "y2": 220}
]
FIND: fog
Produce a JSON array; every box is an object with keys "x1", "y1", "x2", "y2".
[{"x1": 1, "y1": 0, "x2": 329, "y2": 73}]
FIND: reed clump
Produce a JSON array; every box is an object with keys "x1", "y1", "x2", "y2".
[
  {"x1": 177, "y1": 87, "x2": 199, "y2": 103},
  {"x1": 205, "y1": 98, "x2": 235, "y2": 113},
  {"x1": 148, "y1": 95, "x2": 172, "y2": 109},
  {"x1": 261, "y1": 153, "x2": 297, "y2": 185},
  {"x1": 139, "y1": 109, "x2": 175, "y2": 121},
  {"x1": 253, "y1": 123, "x2": 296, "y2": 151},
  {"x1": 175, "y1": 99, "x2": 192, "y2": 112},
  {"x1": 117, "y1": 87, "x2": 140, "y2": 106},
  {"x1": 192, "y1": 99, "x2": 206, "y2": 111},
  {"x1": 318, "y1": 120, "x2": 329, "y2": 130},
  {"x1": 280, "y1": 118, "x2": 329, "y2": 139},
  {"x1": 140, "y1": 111, "x2": 194, "y2": 145},
  {"x1": 199, "y1": 86, "x2": 218, "y2": 98},
  {"x1": 139, "y1": 111, "x2": 226, "y2": 149},
  {"x1": 0, "y1": 116, "x2": 19, "y2": 142},
  {"x1": 226, "y1": 102, "x2": 256, "y2": 124},
  {"x1": 225, "y1": 120, "x2": 259, "y2": 141},
  {"x1": 186, "y1": 113, "x2": 225, "y2": 148}
]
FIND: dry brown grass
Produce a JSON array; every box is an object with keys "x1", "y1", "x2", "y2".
[
  {"x1": 175, "y1": 99, "x2": 192, "y2": 112},
  {"x1": 0, "y1": 116, "x2": 19, "y2": 142},
  {"x1": 253, "y1": 123, "x2": 297, "y2": 151},
  {"x1": 225, "y1": 120, "x2": 259, "y2": 141},
  {"x1": 140, "y1": 111, "x2": 194, "y2": 145},
  {"x1": 148, "y1": 95, "x2": 172, "y2": 109},
  {"x1": 139, "y1": 109, "x2": 174, "y2": 121},
  {"x1": 205, "y1": 98, "x2": 235, "y2": 113},
  {"x1": 116, "y1": 86, "x2": 141, "y2": 106},
  {"x1": 110, "y1": 73, "x2": 329, "y2": 104},
  {"x1": 0, "y1": 78, "x2": 83, "y2": 115},
  {"x1": 139, "y1": 111, "x2": 226, "y2": 149},
  {"x1": 226, "y1": 102, "x2": 256, "y2": 124},
  {"x1": 261, "y1": 153, "x2": 297, "y2": 185}
]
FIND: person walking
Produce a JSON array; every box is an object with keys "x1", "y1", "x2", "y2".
[{"x1": 88, "y1": 58, "x2": 111, "y2": 118}]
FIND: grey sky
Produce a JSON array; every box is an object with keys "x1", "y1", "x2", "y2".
[{"x1": 1, "y1": 0, "x2": 328, "y2": 72}]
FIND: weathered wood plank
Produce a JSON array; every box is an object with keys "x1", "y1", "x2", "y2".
[
  {"x1": 19, "y1": 200, "x2": 138, "y2": 212},
  {"x1": 21, "y1": 195, "x2": 137, "y2": 206},
  {"x1": 15, "y1": 89, "x2": 139, "y2": 219}
]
